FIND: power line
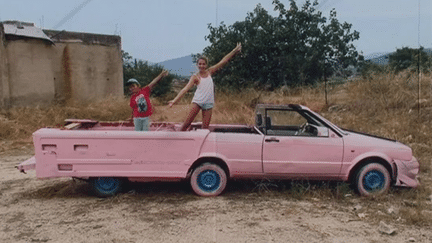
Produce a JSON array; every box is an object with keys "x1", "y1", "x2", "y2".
[{"x1": 52, "y1": 0, "x2": 93, "y2": 30}]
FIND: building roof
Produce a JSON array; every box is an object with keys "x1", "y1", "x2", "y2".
[
  {"x1": 1, "y1": 20, "x2": 120, "y2": 47},
  {"x1": 43, "y1": 29, "x2": 121, "y2": 46},
  {"x1": 1, "y1": 20, "x2": 53, "y2": 43}
]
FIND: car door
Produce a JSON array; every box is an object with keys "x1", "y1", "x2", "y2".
[{"x1": 262, "y1": 108, "x2": 343, "y2": 178}]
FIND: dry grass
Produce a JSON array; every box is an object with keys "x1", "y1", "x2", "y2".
[
  {"x1": 0, "y1": 96, "x2": 131, "y2": 141},
  {"x1": 1, "y1": 71, "x2": 431, "y2": 225}
]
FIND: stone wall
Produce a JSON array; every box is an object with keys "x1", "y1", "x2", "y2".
[
  {"x1": 53, "y1": 42, "x2": 123, "y2": 102},
  {"x1": 5, "y1": 39, "x2": 56, "y2": 106},
  {"x1": 0, "y1": 24, "x2": 9, "y2": 108},
  {"x1": 0, "y1": 25, "x2": 122, "y2": 108}
]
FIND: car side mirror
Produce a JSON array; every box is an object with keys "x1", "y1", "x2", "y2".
[
  {"x1": 256, "y1": 114, "x2": 262, "y2": 126},
  {"x1": 316, "y1": 127, "x2": 329, "y2": 137}
]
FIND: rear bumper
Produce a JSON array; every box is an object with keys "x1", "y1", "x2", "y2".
[
  {"x1": 16, "y1": 156, "x2": 36, "y2": 173},
  {"x1": 394, "y1": 157, "x2": 420, "y2": 188}
]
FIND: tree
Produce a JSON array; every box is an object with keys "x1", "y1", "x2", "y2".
[
  {"x1": 200, "y1": 0, "x2": 360, "y2": 90},
  {"x1": 358, "y1": 60, "x2": 386, "y2": 77},
  {"x1": 122, "y1": 51, "x2": 174, "y2": 97},
  {"x1": 388, "y1": 47, "x2": 431, "y2": 73}
]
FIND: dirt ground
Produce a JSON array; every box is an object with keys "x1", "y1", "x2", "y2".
[{"x1": 1, "y1": 152, "x2": 431, "y2": 243}]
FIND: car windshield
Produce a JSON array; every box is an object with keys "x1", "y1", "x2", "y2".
[
  {"x1": 300, "y1": 111, "x2": 325, "y2": 127},
  {"x1": 308, "y1": 110, "x2": 348, "y2": 136}
]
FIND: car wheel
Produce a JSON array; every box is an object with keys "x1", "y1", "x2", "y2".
[
  {"x1": 354, "y1": 163, "x2": 391, "y2": 196},
  {"x1": 91, "y1": 177, "x2": 123, "y2": 197},
  {"x1": 191, "y1": 163, "x2": 227, "y2": 197}
]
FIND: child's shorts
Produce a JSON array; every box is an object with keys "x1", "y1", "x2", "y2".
[{"x1": 133, "y1": 117, "x2": 150, "y2": 131}]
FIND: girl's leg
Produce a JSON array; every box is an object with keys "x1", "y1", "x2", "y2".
[
  {"x1": 201, "y1": 108, "x2": 212, "y2": 129},
  {"x1": 181, "y1": 103, "x2": 201, "y2": 131}
]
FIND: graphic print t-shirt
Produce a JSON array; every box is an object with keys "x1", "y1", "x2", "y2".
[{"x1": 130, "y1": 86, "x2": 153, "y2": 118}]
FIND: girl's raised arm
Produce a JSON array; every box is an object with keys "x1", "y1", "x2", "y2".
[
  {"x1": 168, "y1": 75, "x2": 199, "y2": 107},
  {"x1": 208, "y1": 43, "x2": 241, "y2": 75}
]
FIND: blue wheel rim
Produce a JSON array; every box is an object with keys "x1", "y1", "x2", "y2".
[
  {"x1": 95, "y1": 177, "x2": 119, "y2": 193},
  {"x1": 197, "y1": 170, "x2": 220, "y2": 192},
  {"x1": 362, "y1": 170, "x2": 385, "y2": 192}
]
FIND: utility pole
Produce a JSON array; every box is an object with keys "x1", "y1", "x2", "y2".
[
  {"x1": 216, "y1": 0, "x2": 218, "y2": 26},
  {"x1": 417, "y1": 0, "x2": 421, "y2": 114}
]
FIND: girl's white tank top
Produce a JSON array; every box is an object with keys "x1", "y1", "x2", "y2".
[{"x1": 192, "y1": 75, "x2": 214, "y2": 104}]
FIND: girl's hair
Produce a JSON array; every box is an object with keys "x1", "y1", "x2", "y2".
[
  {"x1": 194, "y1": 56, "x2": 209, "y2": 78},
  {"x1": 197, "y1": 56, "x2": 209, "y2": 65}
]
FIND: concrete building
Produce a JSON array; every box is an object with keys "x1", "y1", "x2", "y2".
[{"x1": 0, "y1": 21, "x2": 123, "y2": 108}]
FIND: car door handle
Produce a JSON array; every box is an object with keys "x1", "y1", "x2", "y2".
[{"x1": 265, "y1": 138, "x2": 279, "y2": 143}]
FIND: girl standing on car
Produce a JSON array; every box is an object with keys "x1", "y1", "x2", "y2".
[{"x1": 168, "y1": 43, "x2": 241, "y2": 131}]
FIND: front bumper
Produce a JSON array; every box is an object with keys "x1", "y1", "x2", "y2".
[
  {"x1": 394, "y1": 156, "x2": 420, "y2": 188},
  {"x1": 16, "y1": 156, "x2": 36, "y2": 173}
]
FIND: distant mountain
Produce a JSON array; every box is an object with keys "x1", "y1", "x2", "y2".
[
  {"x1": 158, "y1": 55, "x2": 197, "y2": 77},
  {"x1": 159, "y1": 48, "x2": 432, "y2": 74},
  {"x1": 365, "y1": 48, "x2": 432, "y2": 65},
  {"x1": 365, "y1": 52, "x2": 391, "y2": 65}
]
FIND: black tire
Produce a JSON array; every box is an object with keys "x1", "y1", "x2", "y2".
[
  {"x1": 354, "y1": 163, "x2": 391, "y2": 196},
  {"x1": 190, "y1": 163, "x2": 227, "y2": 197},
  {"x1": 90, "y1": 177, "x2": 123, "y2": 198}
]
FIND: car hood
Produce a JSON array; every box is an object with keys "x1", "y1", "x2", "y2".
[{"x1": 343, "y1": 129, "x2": 412, "y2": 161}]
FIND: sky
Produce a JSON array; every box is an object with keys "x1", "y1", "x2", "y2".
[{"x1": 1, "y1": 0, "x2": 431, "y2": 63}]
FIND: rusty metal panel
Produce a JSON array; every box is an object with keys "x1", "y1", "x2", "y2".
[{"x1": 2, "y1": 21, "x2": 53, "y2": 43}]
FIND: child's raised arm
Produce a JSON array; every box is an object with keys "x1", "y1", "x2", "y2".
[{"x1": 147, "y1": 70, "x2": 169, "y2": 90}]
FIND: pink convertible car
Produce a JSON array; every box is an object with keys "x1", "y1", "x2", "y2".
[{"x1": 17, "y1": 104, "x2": 419, "y2": 197}]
